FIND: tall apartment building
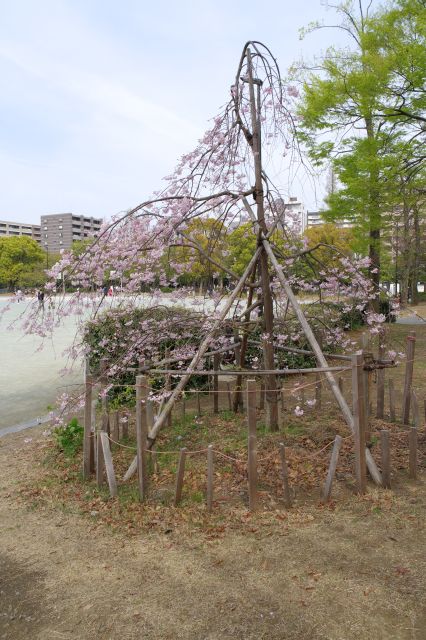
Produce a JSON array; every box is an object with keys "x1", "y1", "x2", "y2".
[
  {"x1": 305, "y1": 210, "x2": 324, "y2": 229},
  {"x1": 0, "y1": 220, "x2": 41, "y2": 242},
  {"x1": 40, "y1": 213, "x2": 102, "y2": 253}
]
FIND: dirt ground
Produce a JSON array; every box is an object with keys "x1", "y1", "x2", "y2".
[{"x1": 0, "y1": 424, "x2": 425, "y2": 640}]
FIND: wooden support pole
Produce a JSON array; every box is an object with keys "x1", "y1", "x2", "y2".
[
  {"x1": 380, "y1": 430, "x2": 391, "y2": 489},
  {"x1": 83, "y1": 360, "x2": 93, "y2": 480},
  {"x1": 197, "y1": 391, "x2": 202, "y2": 416},
  {"x1": 281, "y1": 387, "x2": 285, "y2": 412},
  {"x1": 247, "y1": 379, "x2": 258, "y2": 511},
  {"x1": 181, "y1": 395, "x2": 186, "y2": 420},
  {"x1": 352, "y1": 353, "x2": 367, "y2": 493},
  {"x1": 409, "y1": 427, "x2": 417, "y2": 479},
  {"x1": 376, "y1": 344, "x2": 385, "y2": 419},
  {"x1": 279, "y1": 443, "x2": 292, "y2": 508},
  {"x1": 411, "y1": 389, "x2": 420, "y2": 428},
  {"x1": 206, "y1": 444, "x2": 214, "y2": 512},
  {"x1": 322, "y1": 435, "x2": 342, "y2": 502},
  {"x1": 100, "y1": 431, "x2": 118, "y2": 497},
  {"x1": 388, "y1": 379, "x2": 396, "y2": 422},
  {"x1": 213, "y1": 353, "x2": 220, "y2": 413},
  {"x1": 338, "y1": 377, "x2": 344, "y2": 395},
  {"x1": 402, "y1": 332, "x2": 416, "y2": 425},
  {"x1": 174, "y1": 448, "x2": 187, "y2": 506},
  {"x1": 135, "y1": 375, "x2": 149, "y2": 501}
]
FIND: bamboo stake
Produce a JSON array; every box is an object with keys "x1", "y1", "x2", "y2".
[
  {"x1": 206, "y1": 444, "x2": 214, "y2": 512},
  {"x1": 322, "y1": 435, "x2": 342, "y2": 502},
  {"x1": 279, "y1": 443, "x2": 292, "y2": 508},
  {"x1": 402, "y1": 332, "x2": 416, "y2": 425},
  {"x1": 100, "y1": 431, "x2": 117, "y2": 497},
  {"x1": 174, "y1": 448, "x2": 187, "y2": 506},
  {"x1": 380, "y1": 430, "x2": 391, "y2": 489}
]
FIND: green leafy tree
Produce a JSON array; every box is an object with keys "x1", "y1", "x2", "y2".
[
  {"x1": 296, "y1": 0, "x2": 425, "y2": 305},
  {"x1": 0, "y1": 236, "x2": 46, "y2": 290}
]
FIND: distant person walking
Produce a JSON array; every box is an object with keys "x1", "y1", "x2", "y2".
[
  {"x1": 37, "y1": 290, "x2": 45, "y2": 310},
  {"x1": 15, "y1": 289, "x2": 24, "y2": 302}
]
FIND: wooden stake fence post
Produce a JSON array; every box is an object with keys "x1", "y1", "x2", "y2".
[
  {"x1": 96, "y1": 413, "x2": 109, "y2": 488},
  {"x1": 246, "y1": 379, "x2": 258, "y2": 511},
  {"x1": 402, "y1": 332, "x2": 416, "y2": 425},
  {"x1": 409, "y1": 427, "x2": 417, "y2": 479},
  {"x1": 279, "y1": 443, "x2": 292, "y2": 508},
  {"x1": 322, "y1": 434, "x2": 342, "y2": 502},
  {"x1": 174, "y1": 447, "x2": 187, "y2": 506},
  {"x1": 376, "y1": 344, "x2": 385, "y2": 419},
  {"x1": 83, "y1": 359, "x2": 93, "y2": 480},
  {"x1": 281, "y1": 387, "x2": 285, "y2": 412},
  {"x1": 181, "y1": 395, "x2": 186, "y2": 420},
  {"x1": 352, "y1": 353, "x2": 367, "y2": 493},
  {"x1": 388, "y1": 379, "x2": 396, "y2": 422},
  {"x1": 338, "y1": 377, "x2": 344, "y2": 394},
  {"x1": 100, "y1": 431, "x2": 118, "y2": 497},
  {"x1": 213, "y1": 353, "x2": 220, "y2": 413},
  {"x1": 197, "y1": 392, "x2": 202, "y2": 416},
  {"x1": 380, "y1": 430, "x2": 391, "y2": 489},
  {"x1": 135, "y1": 375, "x2": 149, "y2": 501},
  {"x1": 411, "y1": 389, "x2": 420, "y2": 428},
  {"x1": 206, "y1": 444, "x2": 214, "y2": 512}
]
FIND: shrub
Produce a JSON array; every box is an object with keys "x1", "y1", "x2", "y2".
[{"x1": 54, "y1": 417, "x2": 84, "y2": 457}]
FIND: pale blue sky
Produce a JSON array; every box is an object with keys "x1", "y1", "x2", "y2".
[{"x1": 0, "y1": 0, "x2": 353, "y2": 224}]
